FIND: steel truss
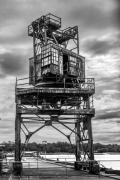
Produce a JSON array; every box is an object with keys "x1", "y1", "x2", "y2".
[
  {"x1": 28, "y1": 13, "x2": 80, "y2": 84},
  {"x1": 15, "y1": 13, "x2": 96, "y2": 173},
  {"x1": 15, "y1": 77, "x2": 95, "y2": 162}
]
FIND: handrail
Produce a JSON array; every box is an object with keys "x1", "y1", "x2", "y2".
[
  {"x1": 16, "y1": 76, "x2": 95, "y2": 94},
  {"x1": 17, "y1": 76, "x2": 95, "y2": 82}
]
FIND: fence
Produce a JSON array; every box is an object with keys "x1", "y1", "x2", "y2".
[
  {"x1": 16, "y1": 76, "x2": 95, "y2": 92},
  {"x1": 1, "y1": 157, "x2": 120, "y2": 178}
]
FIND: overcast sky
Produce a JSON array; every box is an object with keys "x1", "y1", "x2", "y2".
[{"x1": 0, "y1": 0, "x2": 120, "y2": 145}]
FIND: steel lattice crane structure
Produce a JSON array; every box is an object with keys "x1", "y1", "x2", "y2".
[{"x1": 15, "y1": 13, "x2": 96, "y2": 172}]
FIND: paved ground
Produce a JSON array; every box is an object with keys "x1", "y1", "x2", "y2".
[
  {"x1": 0, "y1": 159, "x2": 119, "y2": 180},
  {"x1": 0, "y1": 174, "x2": 118, "y2": 180}
]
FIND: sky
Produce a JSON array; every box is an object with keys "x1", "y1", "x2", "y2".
[{"x1": 0, "y1": 0, "x2": 120, "y2": 145}]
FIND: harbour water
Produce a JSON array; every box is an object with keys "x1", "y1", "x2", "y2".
[
  {"x1": 6, "y1": 153, "x2": 120, "y2": 170},
  {"x1": 40, "y1": 153, "x2": 120, "y2": 170}
]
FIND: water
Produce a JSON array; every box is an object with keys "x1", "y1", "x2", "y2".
[
  {"x1": 95, "y1": 153, "x2": 120, "y2": 170},
  {"x1": 39, "y1": 153, "x2": 120, "y2": 170},
  {"x1": 6, "y1": 153, "x2": 120, "y2": 170}
]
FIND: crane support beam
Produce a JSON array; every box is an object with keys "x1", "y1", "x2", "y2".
[{"x1": 14, "y1": 13, "x2": 96, "y2": 174}]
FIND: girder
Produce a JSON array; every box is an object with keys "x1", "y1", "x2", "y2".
[
  {"x1": 15, "y1": 13, "x2": 95, "y2": 172},
  {"x1": 18, "y1": 107, "x2": 95, "y2": 116}
]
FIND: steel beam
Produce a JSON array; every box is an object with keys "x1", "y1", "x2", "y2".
[
  {"x1": 15, "y1": 14, "x2": 95, "y2": 170},
  {"x1": 75, "y1": 120, "x2": 81, "y2": 161},
  {"x1": 18, "y1": 107, "x2": 95, "y2": 115},
  {"x1": 15, "y1": 105, "x2": 21, "y2": 162},
  {"x1": 88, "y1": 116, "x2": 94, "y2": 160}
]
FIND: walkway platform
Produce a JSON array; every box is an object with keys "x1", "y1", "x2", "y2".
[{"x1": 0, "y1": 159, "x2": 119, "y2": 180}]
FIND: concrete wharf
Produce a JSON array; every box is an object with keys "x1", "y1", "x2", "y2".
[{"x1": 1, "y1": 160, "x2": 120, "y2": 180}]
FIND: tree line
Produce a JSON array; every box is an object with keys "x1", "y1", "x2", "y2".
[{"x1": 1, "y1": 141, "x2": 120, "y2": 153}]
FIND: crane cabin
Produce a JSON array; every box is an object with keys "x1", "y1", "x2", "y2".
[{"x1": 28, "y1": 13, "x2": 85, "y2": 87}]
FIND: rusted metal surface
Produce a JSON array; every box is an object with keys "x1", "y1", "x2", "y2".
[{"x1": 15, "y1": 13, "x2": 96, "y2": 174}]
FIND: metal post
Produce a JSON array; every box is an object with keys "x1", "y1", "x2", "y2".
[
  {"x1": 37, "y1": 151, "x2": 38, "y2": 169},
  {"x1": 42, "y1": 141, "x2": 47, "y2": 160},
  {"x1": 15, "y1": 105, "x2": 21, "y2": 162},
  {"x1": 77, "y1": 26, "x2": 79, "y2": 54},
  {"x1": 65, "y1": 158, "x2": 68, "y2": 177},
  {"x1": 75, "y1": 104, "x2": 81, "y2": 162},
  {"x1": 88, "y1": 117, "x2": 94, "y2": 160},
  {"x1": 86, "y1": 96, "x2": 94, "y2": 161},
  {"x1": 0, "y1": 149, "x2": 2, "y2": 174},
  {"x1": 14, "y1": 101, "x2": 22, "y2": 175},
  {"x1": 33, "y1": 32, "x2": 36, "y2": 84},
  {"x1": 75, "y1": 121, "x2": 81, "y2": 161}
]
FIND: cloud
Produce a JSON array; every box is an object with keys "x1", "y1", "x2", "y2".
[
  {"x1": 0, "y1": 52, "x2": 28, "y2": 77},
  {"x1": 0, "y1": 0, "x2": 119, "y2": 144},
  {"x1": 84, "y1": 39, "x2": 112, "y2": 55},
  {"x1": 92, "y1": 119, "x2": 120, "y2": 144},
  {"x1": 94, "y1": 132, "x2": 120, "y2": 144},
  {"x1": 94, "y1": 93, "x2": 120, "y2": 112},
  {"x1": 114, "y1": 0, "x2": 120, "y2": 28},
  {"x1": 66, "y1": 0, "x2": 118, "y2": 38},
  {"x1": 102, "y1": 89, "x2": 120, "y2": 95},
  {"x1": 0, "y1": 0, "x2": 118, "y2": 39},
  {"x1": 95, "y1": 110, "x2": 120, "y2": 120},
  {"x1": 0, "y1": 116, "x2": 15, "y2": 142},
  {"x1": 82, "y1": 32, "x2": 120, "y2": 56}
]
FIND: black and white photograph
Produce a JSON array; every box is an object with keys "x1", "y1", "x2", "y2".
[{"x1": 0, "y1": 0, "x2": 120, "y2": 179}]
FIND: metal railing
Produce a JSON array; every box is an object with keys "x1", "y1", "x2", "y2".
[
  {"x1": 28, "y1": 13, "x2": 61, "y2": 37},
  {"x1": 4, "y1": 158, "x2": 72, "y2": 178},
  {"x1": 1, "y1": 158, "x2": 120, "y2": 179},
  {"x1": 16, "y1": 76, "x2": 95, "y2": 92}
]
